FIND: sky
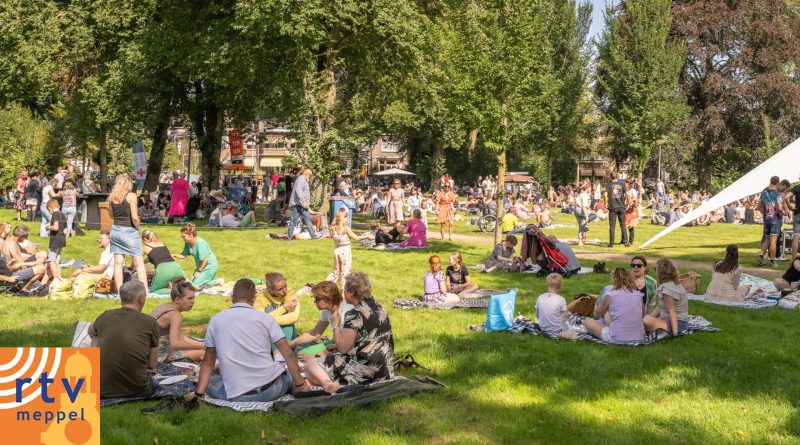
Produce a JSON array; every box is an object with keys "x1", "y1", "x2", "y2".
[{"x1": 588, "y1": 0, "x2": 620, "y2": 42}]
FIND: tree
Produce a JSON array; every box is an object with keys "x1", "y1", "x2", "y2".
[{"x1": 671, "y1": 0, "x2": 800, "y2": 190}]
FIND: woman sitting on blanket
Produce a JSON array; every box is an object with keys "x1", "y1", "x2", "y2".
[
  {"x1": 643, "y1": 259, "x2": 689, "y2": 336},
  {"x1": 303, "y1": 272, "x2": 394, "y2": 393},
  {"x1": 149, "y1": 278, "x2": 205, "y2": 362},
  {"x1": 484, "y1": 235, "x2": 518, "y2": 273},
  {"x1": 172, "y1": 223, "x2": 222, "y2": 288},
  {"x1": 142, "y1": 230, "x2": 185, "y2": 294},
  {"x1": 774, "y1": 254, "x2": 800, "y2": 293},
  {"x1": 446, "y1": 252, "x2": 479, "y2": 295},
  {"x1": 397, "y1": 209, "x2": 427, "y2": 248},
  {"x1": 423, "y1": 255, "x2": 460, "y2": 304},
  {"x1": 254, "y1": 272, "x2": 300, "y2": 342},
  {"x1": 705, "y1": 245, "x2": 752, "y2": 302},
  {"x1": 372, "y1": 220, "x2": 403, "y2": 246},
  {"x1": 288, "y1": 280, "x2": 354, "y2": 349},
  {"x1": 582, "y1": 268, "x2": 645, "y2": 345}
]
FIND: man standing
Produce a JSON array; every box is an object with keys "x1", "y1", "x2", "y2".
[
  {"x1": 287, "y1": 168, "x2": 318, "y2": 240},
  {"x1": 785, "y1": 179, "x2": 800, "y2": 259},
  {"x1": 91, "y1": 281, "x2": 160, "y2": 399},
  {"x1": 194, "y1": 279, "x2": 309, "y2": 402},
  {"x1": 606, "y1": 168, "x2": 629, "y2": 247},
  {"x1": 758, "y1": 176, "x2": 787, "y2": 267}
]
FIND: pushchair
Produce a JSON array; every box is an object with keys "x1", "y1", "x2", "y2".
[{"x1": 519, "y1": 224, "x2": 571, "y2": 277}]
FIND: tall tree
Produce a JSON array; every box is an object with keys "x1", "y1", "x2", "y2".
[
  {"x1": 595, "y1": 0, "x2": 688, "y2": 183},
  {"x1": 671, "y1": 0, "x2": 800, "y2": 190}
]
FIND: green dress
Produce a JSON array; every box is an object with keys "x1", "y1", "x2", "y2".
[{"x1": 182, "y1": 237, "x2": 218, "y2": 288}]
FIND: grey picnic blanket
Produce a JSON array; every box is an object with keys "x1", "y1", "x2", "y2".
[
  {"x1": 393, "y1": 297, "x2": 490, "y2": 310},
  {"x1": 100, "y1": 362, "x2": 197, "y2": 407},
  {"x1": 203, "y1": 375, "x2": 444, "y2": 415},
  {"x1": 469, "y1": 314, "x2": 719, "y2": 346},
  {"x1": 687, "y1": 273, "x2": 782, "y2": 309}
]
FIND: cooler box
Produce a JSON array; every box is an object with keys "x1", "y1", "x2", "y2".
[{"x1": 329, "y1": 198, "x2": 357, "y2": 227}]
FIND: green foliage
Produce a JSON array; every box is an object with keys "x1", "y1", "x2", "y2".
[{"x1": 0, "y1": 103, "x2": 50, "y2": 186}]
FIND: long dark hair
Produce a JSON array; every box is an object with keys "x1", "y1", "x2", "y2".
[{"x1": 715, "y1": 245, "x2": 739, "y2": 274}]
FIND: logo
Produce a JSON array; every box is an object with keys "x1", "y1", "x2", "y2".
[{"x1": 0, "y1": 348, "x2": 99, "y2": 445}]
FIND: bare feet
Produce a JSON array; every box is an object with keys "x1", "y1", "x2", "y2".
[{"x1": 322, "y1": 380, "x2": 341, "y2": 394}]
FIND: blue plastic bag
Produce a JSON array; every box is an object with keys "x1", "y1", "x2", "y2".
[{"x1": 485, "y1": 289, "x2": 517, "y2": 332}]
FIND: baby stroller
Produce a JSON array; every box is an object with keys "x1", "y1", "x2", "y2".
[{"x1": 520, "y1": 225, "x2": 571, "y2": 277}]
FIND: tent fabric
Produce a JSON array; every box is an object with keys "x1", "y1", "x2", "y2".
[
  {"x1": 640, "y1": 139, "x2": 800, "y2": 250},
  {"x1": 373, "y1": 168, "x2": 416, "y2": 176}
]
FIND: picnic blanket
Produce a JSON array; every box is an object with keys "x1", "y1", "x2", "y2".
[
  {"x1": 100, "y1": 362, "x2": 197, "y2": 407},
  {"x1": 469, "y1": 314, "x2": 719, "y2": 346},
  {"x1": 393, "y1": 297, "x2": 490, "y2": 310},
  {"x1": 470, "y1": 264, "x2": 593, "y2": 275},
  {"x1": 59, "y1": 259, "x2": 86, "y2": 268},
  {"x1": 687, "y1": 273, "x2": 782, "y2": 309},
  {"x1": 203, "y1": 376, "x2": 444, "y2": 415}
]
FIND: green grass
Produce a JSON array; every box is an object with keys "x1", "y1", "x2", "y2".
[{"x1": 1, "y1": 209, "x2": 799, "y2": 444}]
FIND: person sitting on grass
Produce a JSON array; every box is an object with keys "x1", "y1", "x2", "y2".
[
  {"x1": 70, "y1": 232, "x2": 114, "y2": 285},
  {"x1": 253, "y1": 272, "x2": 300, "y2": 342},
  {"x1": 3, "y1": 225, "x2": 48, "y2": 269},
  {"x1": 501, "y1": 211, "x2": 520, "y2": 234},
  {"x1": 141, "y1": 229, "x2": 185, "y2": 294},
  {"x1": 537, "y1": 204, "x2": 553, "y2": 228},
  {"x1": 582, "y1": 268, "x2": 645, "y2": 345},
  {"x1": 706, "y1": 245, "x2": 753, "y2": 302},
  {"x1": 484, "y1": 235, "x2": 518, "y2": 273},
  {"x1": 149, "y1": 278, "x2": 205, "y2": 363},
  {"x1": 194, "y1": 278, "x2": 310, "y2": 402},
  {"x1": 0, "y1": 225, "x2": 48, "y2": 292},
  {"x1": 91, "y1": 281, "x2": 160, "y2": 399},
  {"x1": 265, "y1": 193, "x2": 287, "y2": 225},
  {"x1": 303, "y1": 272, "x2": 394, "y2": 393},
  {"x1": 445, "y1": 251, "x2": 479, "y2": 296},
  {"x1": 397, "y1": 209, "x2": 428, "y2": 248},
  {"x1": 643, "y1": 259, "x2": 689, "y2": 335},
  {"x1": 208, "y1": 202, "x2": 224, "y2": 227},
  {"x1": 423, "y1": 255, "x2": 460, "y2": 304},
  {"x1": 774, "y1": 254, "x2": 800, "y2": 293},
  {"x1": 630, "y1": 255, "x2": 658, "y2": 311},
  {"x1": 535, "y1": 273, "x2": 568, "y2": 336},
  {"x1": 373, "y1": 220, "x2": 404, "y2": 246},
  {"x1": 219, "y1": 202, "x2": 256, "y2": 228},
  {"x1": 172, "y1": 223, "x2": 221, "y2": 288},
  {"x1": 288, "y1": 280, "x2": 354, "y2": 350}
]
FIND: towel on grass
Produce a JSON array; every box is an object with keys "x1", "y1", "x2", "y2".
[
  {"x1": 100, "y1": 362, "x2": 197, "y2": 407},
  {"x1": 687, "y1": 293, "x2": 778, "y2": 309},
  {"x1": 59, "y1": 259, "x2": 86, "y2": 268},
  {"x1": 469, "y1": 314, "x2": 719, "y2": 346},
  {"x1": 392, "y1": 297, "x2": 490, "y2": 310},
  {"x1": 203, "y1": 376, "x2": 444, "y2": 415},
  {"x1": 688, "y1": 273, "x2": 782, "y2": 309}
]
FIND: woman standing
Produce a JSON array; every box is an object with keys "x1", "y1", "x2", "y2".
[
  {"x1": 14, "y1": 171, "x2": 27, "y2": 222},
  {"x1": 141, "y1": 229, "x2": 185, "y2": 293},
  {"x1": 168, "y1": 172, "x2": 190, "y2": 221},
  {"x1": 625, "y1": 180, "x2": 640, "y2": 244},
  {"x1": 61, "y1": 180, "x2": 78, "y2": 237},
  {"x1": 387, "y1": 180, "x2": 405, "y2": 225},
  {"x1": 435, "y1": 184, "x2": 457, "y2": 241},
  {"x1": 705, "y1": 245, "x2": 752, "y2": 302},
  {"x1": 172, "y1": 223, "x2": 220, "y2": 288},
  {"x1": 40, "y1": 178, "x2": 61, "y2": 237},
  {"x1": 149, "y1": 279, "x2": 205, "y2": 363},
  {"x1": 108, "y1": 173, "x2": 148, "y2": 290},
  {"x1": 574, "y1": 181, "x2": 592, "y2": 245}
]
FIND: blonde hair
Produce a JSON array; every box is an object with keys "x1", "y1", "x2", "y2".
[
  {"x1": 546, "y1": 273, "x2": 563, "y2": 290},
  {"x1": 264, "y1": 272, "x2": 287, "y2": 299},
  {"x1": 108, "y1": 174, "x2": 133, "y2": 204},
  {"x1": 141, "y1": 229, "x2": 157, "y2": 242},
  {"x1": 611, "y1": 268, "x2": 636, "y2": 292},
  {"x1": 370, "y1": 220, "x2": 382, "y2": 230},
  {"x1": 330, "y1": 208, "x2": 349, "y2": 233},
  {"x1": 180, "y1": 223, "x2": 197, "y2": 237},
  {"x1": 656, "y1": 259, "x2": 679, "y2": 284},
  {"x1": 449, "y1": 252, "x2": 463, "y2": 268}
]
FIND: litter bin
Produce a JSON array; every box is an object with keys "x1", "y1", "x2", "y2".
[{"x1": 329, "y1": 198, "x2": 357, "y2": 228}]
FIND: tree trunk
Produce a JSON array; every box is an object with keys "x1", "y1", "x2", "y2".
[
  {"x1": 695, "y1": 141, "x2": 713, "y2": 191},
  {"x1": 546, "y1": 156, "x2": 553, "y2": 190},
  {"x1": 494, "y1": 103, "x2": 509, "y2": 245},
  {"x1": 144, "y1": 110, "x2": 171, "y2": 192},
  {"x1": 99, "y1": 128, "x2": 108, "y2": 192},
  {"x1": 430, "y1": 138, "x2": 444, "y2": 193},
  {"x1": 466, "y1": 128, "x2": 478, "y2": 163}
]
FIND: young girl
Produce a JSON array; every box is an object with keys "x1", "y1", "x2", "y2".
[
  {"x1": 325, "y1": 208, "x2": 371, "y2": 288},
  {"x1": 423, "y1": 255, "x2": 459, "y2": 304},
  {"x1": 445, "y1": 251, "x2": 479, "y2": 295},
  {"x1": 61, "y1": 180, "x2": 78, "y2": 237}
]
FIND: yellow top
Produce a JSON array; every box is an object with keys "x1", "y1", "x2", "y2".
[{"x1": 253, "y1": 289, "x2": 300, "y2": 326}]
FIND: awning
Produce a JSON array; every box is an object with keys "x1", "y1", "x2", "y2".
[
  {"x1": 244, "y1": 158, "x2": 254, "y2": 167},
  {"x1": 260, "y1": 158, "x2": 283, "y2": 168}
]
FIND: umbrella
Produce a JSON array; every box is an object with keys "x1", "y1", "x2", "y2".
[
  {"x1": 223, "y1": 164, "x2": 253, "y2": 171},
  {"x1": 373, "y1": 168, "x2": 416, "y2": 176}
]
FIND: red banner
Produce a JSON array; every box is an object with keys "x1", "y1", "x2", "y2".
[{"x1": 229, "y1": 129, "x2": 244, "y2": 164}]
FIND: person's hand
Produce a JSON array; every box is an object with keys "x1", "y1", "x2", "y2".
[
  {"x1": 298, "y1": 353, "x2": 314, "y2": 363},
  {"x1": 283, "y1": 298, "x2": 298, "y2": 312},
  {"x1": 193, "y1": 271, "x2": 200, "y2": 280},
  {"x1": 302, "y1": 202, "x2": 309, "y2": 210},
  {"x1": 291, "y1": 381, "x2": 312, "y2": 394}
]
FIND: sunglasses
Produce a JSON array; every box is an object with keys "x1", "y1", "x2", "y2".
[
  {"x1": 630, "y1": 263, "x2": 644, "y2": 269},
  {"x1": 313, "y1": 296, "x2": 327, "y2": 303}
]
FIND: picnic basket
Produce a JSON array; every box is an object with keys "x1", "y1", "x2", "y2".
[{"x1": 678, "y1": 272, "x2": 702, "y2": 294}]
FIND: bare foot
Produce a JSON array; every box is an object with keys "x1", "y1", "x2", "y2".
[{"x1": 322, "y1": 380, "x2": 341, "y2": 394}]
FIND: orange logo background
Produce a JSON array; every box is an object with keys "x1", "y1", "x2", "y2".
[{"x1": 0, "y1": 348, "x2": 99, "y2": 445}]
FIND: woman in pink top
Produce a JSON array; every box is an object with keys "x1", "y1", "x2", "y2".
[
  {"x1": 387, "y1": 180, "x2": 405, "y2": 224},
  {"x1": 399, "y1": 209, "x2": 427, "y2": 248},
  {"x1": 582, "y1": 268, "x2": 645, "y2": 344},
  {"x1": 168, "y1": 172, "x2": 190, "y2": 218}
]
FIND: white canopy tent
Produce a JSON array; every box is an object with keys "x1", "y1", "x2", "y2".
[
  {"x1": 639, "y1": 139, "x2": 800, "y2": 250},
  {"x1": 373, "y1": 168, "x2": 416, "y2": 176}
]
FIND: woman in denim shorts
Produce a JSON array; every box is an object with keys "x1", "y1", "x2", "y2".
[{"x1": 108, "y1": 174, "x2": 148, "y2": 291}]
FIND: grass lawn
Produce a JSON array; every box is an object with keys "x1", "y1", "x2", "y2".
[{"x1": 1, "y1": 209, "x2": 799, "y2": 444}]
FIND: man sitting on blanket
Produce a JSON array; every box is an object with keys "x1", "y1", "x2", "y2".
[
  {"x1": 219, "y1": 202, "x2": 256, "y2": 228},
  {"x1": 69, "y1": 232, "x2": 113, "y2": 285},
  {"x1": 90, "y1": 281, "x2": 160, "y2": 399},
  {"x1": 193, "y1": 279, "x2": 310, "y2": 402}
]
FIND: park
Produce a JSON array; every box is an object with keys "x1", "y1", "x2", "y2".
[{"x1": 2, "y1": 1, "x2": 800, "y2": 444}]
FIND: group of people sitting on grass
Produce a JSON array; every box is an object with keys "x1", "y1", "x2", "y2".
[{"x1": 89, "y1": 270, "x2": 395, "y2": 402}]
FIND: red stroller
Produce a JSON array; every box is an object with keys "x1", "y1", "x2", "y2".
[{"x1": 519, "y1": 225, "x2": 571, "y2": 277}]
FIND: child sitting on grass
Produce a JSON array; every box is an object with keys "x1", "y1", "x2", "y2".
[
  {"x1": 535, "y1": 273, "x2": 569, "y2": 336},
  {"x1": 423, "y1": 255, "x2": 460, "y2": 304},
  {"x1": 46, "y1": 199, "x2": 67, "y2": 280}
]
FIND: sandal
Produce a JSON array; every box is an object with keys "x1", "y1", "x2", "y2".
[{"x1": 393, "y1": 354, "x2": 430, "y2": 372}]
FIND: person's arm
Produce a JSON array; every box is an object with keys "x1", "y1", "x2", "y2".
[
  {"x1": 288, "y1": 319, "x2": 329, "y2": 347},
  {"x1": 194, "y1": 347, "x2": 216, "y2": 397},
  {"x1": 128, "y1": 194, "x2": 141, "y2": 229},
  {"x1": 595, "y1": 294, "x2": 611, "y2": 318},
  {"x1": 269, "y1": 296, "x2": 300, "y2": 325},
  {"x1": 333, "y1": 320, "x2": 357, "y2": 354},
  {"x1": 731, "y1": 268, "x2": 742, "y2": 291},
  {"x1": 438, "y1": 274, "x2": 447, "y2": 294},
  {"x1": 345, "y1": 227, "x2": 370, "y2": 241},
  {"x1": 274, "y1": 339, "x2": 310, "y2": 392},
  {"x1": 664, "y1": 293, "x2": 679, "y2": 335},
  {"x1": 444, "y1": 272, "x2": 453, "y2": 292},
  {"x1": 167, "y1": 313, "x2": 205, "y2": 351}
]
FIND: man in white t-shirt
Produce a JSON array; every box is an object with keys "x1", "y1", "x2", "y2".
[
  {"x1": 69, "y1": 232, "x2": 114, "y2": 284},
  {"x1": 195, "y1": 279, "x2": 309, "y2": 402},
  {"x1": 219, "y1": 203, "x2": 256, "y2": 228}
]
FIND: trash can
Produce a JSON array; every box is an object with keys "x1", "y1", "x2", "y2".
[{"x1": 329, "y1": 198, "x2": 357, "y2": 228}]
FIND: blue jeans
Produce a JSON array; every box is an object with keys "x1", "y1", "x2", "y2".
[
  {"x1": 287, "y1": 205, "x2": 317, "y2": 239},
  {"x1": 63, "y1": 207, "x2": 77, "y2": 236},
  {"x1": 40, "y1": 203, "x2": 52, "y2": 237},
  {"x1": 205, "y1": 371, "x2": 291, "y2": 402}
]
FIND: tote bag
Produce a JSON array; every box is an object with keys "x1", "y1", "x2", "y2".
[{"x1": 485, "y1": 289, "x2": 517, "y2": 332}]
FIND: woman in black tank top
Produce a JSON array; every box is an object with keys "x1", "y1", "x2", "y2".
[
  {"x1": 107, "y1": 173, "x2": 148, "y2": 290},
  {"x1": 141, "y1": 229, "x2": 185, "y2": 293}
]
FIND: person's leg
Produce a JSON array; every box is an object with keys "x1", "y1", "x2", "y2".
[
  {"x1": 79, "y1": 199, "x2": 88, "y2": 224},
  {"x1": 204, "y1": 373, "x2": 228, "y2": 400},
  {"x1": 769, "y1": 234, "x2": 779, "y2": 262},
  {"x1": 301, "y1": 208, "x2": 317, "y2": 238},
  {"x1": 643, "y1": 315, "x2": 668, "y2": 332},
  {"x1": 132, "y1": 255, "x2": 148, "y2": 288},
  {"x1": 287, "y1": 205, "x2": 300, "y2": 239},
  {"x1": 150, "y1": 262, "x2": 184, "y2": 293},
  {"x1": 183, "y1": 349, "x2": 205, "y2": 362},
  {"x1": 628, "y1": 226, "x2": 634, "y2": 244},
  {"x1": 340, "y1": 247, "x2": 352, "y2": 290},
  {"x1": 39, "y1": 203, "x2": 51, "y2": 237},
  {"x1": 608, "y1": 210, "x2": 617, "y2": 246},
  {"x1": 447, "y1": 221, "x2": 453, "y2": 241},
  {"x1": 581, "y1": 318, "x2": 604, "y2": 338},
  {"x1": 113, "y1": 254, "x2": 125, "y2": 292},
  {"x1": 774, "y1": 278, "x2": 791, "y2": 291},
  {"x1": 439, "y1": 222, "x2": 445, "y2": 240},
  {"x1": 64, "y1": 207, "x2": 76, "y2": 236},
  {"x1": 325, "y1": 247, "x2": 342, "y2": 283},
  {"x1": 619, "y1": 211, "x2": 628, "y2": 245},
  {"x1": 460, "y1": 283, "x2": 480, "y2": 294}
]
